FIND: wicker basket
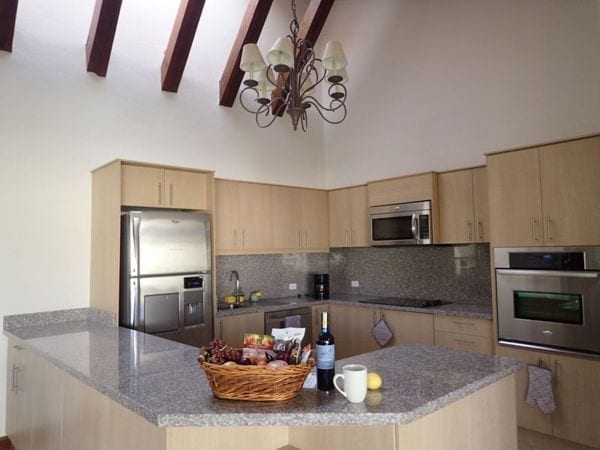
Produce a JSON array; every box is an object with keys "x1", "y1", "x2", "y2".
[{"x1": 198, "y1": 355, "x2": 314, "y2": 401}]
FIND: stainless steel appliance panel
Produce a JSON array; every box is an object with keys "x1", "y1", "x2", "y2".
[
  {"x1": 370, "y1": 200, "x2": 432, "y2": 246},
  {"x1": 123, "y1": 210, "x2": 211, "y2": 277}
]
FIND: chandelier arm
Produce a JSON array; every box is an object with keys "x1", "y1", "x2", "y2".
[
  {"x1": 304, "y1": 100, "x2": 347, "y2": 125},
  {"x1": 239, "y1": 87, "x2": 263, "y2": 114},
  {"x1": 327, "y1": 83, "x2": 348, "y2": 99},
  {"x1": 303, "y1": 94, "x2": 346, "y2": 113}
]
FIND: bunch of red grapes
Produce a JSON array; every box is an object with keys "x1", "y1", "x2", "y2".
[{"x1": 206, "y1": 338, "x2": 242, "y2": 364}]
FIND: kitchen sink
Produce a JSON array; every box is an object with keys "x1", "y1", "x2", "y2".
[{"x1": 217, "y1": 303, "x2": 253, "y2": 311}]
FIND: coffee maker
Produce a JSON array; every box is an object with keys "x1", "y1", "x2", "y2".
[{"x1": 313, "y1": 274, "x2": 329, "y2": 300}]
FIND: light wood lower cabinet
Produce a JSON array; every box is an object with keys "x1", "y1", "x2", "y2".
[
  {"x1": 6, "y1": 344, "x2": 32, "y2": 450},
  {"x1": 329, "y1": 304, "x2": 380, "y2": 359},
  {"x1": 382, "y1": 310, "x2": 434, "y2": 346},
  {"x1": 496, "y1": 345, "x2": 600, "y2": 449},
  {"x1": 29, "y1": 356, "x2": 62, "y2": 450},
  {"x1": 434, "y1": 316, "x2": 493, "y2": 354},
  {"x1": 215, "y1": 312, "x2": 265, "y2": 346}
]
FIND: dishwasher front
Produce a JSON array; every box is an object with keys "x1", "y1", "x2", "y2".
[{"x1": 264, "y1": 307, "x2": 312, "y2": 346}]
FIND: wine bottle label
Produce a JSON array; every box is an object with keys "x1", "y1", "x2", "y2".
[{"x1": 316, "y1": 344, "x2": 335, "y2": 370}]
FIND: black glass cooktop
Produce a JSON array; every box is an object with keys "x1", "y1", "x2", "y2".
[{"x1": 359, "y1": 297, "x2": 452, "y2": 308}]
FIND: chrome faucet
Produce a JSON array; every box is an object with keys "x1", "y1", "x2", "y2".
[{"x1": 230, "y1": 270, "x2": 241, "y2": 294}]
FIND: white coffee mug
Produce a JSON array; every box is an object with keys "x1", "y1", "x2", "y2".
[{"x1": 333, "y1": 364, "x2": 368, "y2": 403}]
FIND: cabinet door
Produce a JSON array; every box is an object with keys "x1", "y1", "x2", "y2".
[
  {"x1": 494, "y1": 346, "x2": 552, "y2": 435},
  {"x1": 552, "y1": 355, "x2": 600, "y2": 448},
  {"x1": 217, "y1": 313, "x2": 265, "y2": 346},
  {"x1": 121, "y1": 165, "x2": 165, "y2": 207},
  {"x1": 312, "y1": 304, "x2": 330, "y2": 346},
  {"x1": 487, "y1": 148, "x2": 543, "y2": 246},
  {"x1": 164, "y1": 170, "x2": 208, "y2": 210},
  {"x1": 539, "y1": 137, "x2": 600, "y2": 246},
  {"x1": 349, "y1": 186, "x2": 369, "y2": 247},
  {"x1": 328, "y1": 189, "x2": 351, "y2": 248},
  {"x1": 383, "y1": 310, "x2": 434, "y2": 346},
  {"x1": 6, "y1": 344, "x2": 32, "y2": 450},
  {"x1": 237, "y1": 182, "x2": 273, "y2": 251},
  {"x1": 215, "y1": 180, "x2": 239, "y2": 254},
  {"x1": 300, "y1": 189, "x2": 329, "y2": 250},
  {"x1": 30, "y1": 355, "x2": 62, "y2": 450},
  {"x1": 272, "y1": 186, "x2": 302, "y2": 250},
  {"x1": 329, "y1": 305, "x2": 379, "y2": 359},
  {"x1": 472, "y1": 167, "x2": 489, "y2": 243},
  {"x1": 438, "y1": 169, "x2": 475, "y2": 244}
]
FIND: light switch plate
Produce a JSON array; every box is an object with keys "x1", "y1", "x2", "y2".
[
  {"x1": 351, "y1": 280, "x2": 360, "y2": 287},
  {"x1": 288, "y1": 283, "x2": 297, "y2": 291}
]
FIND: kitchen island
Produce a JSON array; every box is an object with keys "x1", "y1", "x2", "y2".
[{"x1": 4, "y1": 309, "x2": 521, "y2": 450}]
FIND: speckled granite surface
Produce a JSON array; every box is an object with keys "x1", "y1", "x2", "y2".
[
  {"x1": 3, "y1": 310, "x2": 518, "y2": 428},
  {"x1": 217, "y1": 295, "x2": 493, "y2": 320}
]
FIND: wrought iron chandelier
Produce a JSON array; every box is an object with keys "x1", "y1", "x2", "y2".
[{"x1": 238, "y1": 0, "x2": 348, "y2": 132}]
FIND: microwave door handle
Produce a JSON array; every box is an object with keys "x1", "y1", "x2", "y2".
[
  {"x1": 496, "y1": 269, "x2": 598, "y2": 278},
  {"x1": 411, "y1": 214, "x2": 418, "y2": 241}
]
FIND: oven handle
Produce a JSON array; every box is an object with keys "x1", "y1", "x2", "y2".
[{"x1": 496, "y1": 269, "x2": 598, "y2": 279}]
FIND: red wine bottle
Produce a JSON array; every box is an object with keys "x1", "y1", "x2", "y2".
[{"x1": 316, "y1": 311, "x2": 335, "y2": 391}]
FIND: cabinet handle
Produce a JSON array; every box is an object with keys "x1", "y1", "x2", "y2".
[
  {"x1": 299, "y1": 231, "x2": 302, "y2": 247},
  {"x1": 351, "y1": 230, "x2": 356, "y2": 246},
  {"x1": 11, "y1": 364, "x2": 16, "y2": 393},
  {"x1": 546, "y1": 217, "x2": 554, "y2": 242},
  {"x1": 553, "y1": 359, "x2": 559, "y2": 384},
  {"x1": 478, "y1": 221, "x2": 484, "y2": 241},
  {"x1": 13, "y1": 366, "x2": 21, "y2": 393},
  {"x1": 467, "y1": 221, "x2": 473, "y2": 242},
  {"x1": 242, "y1": 229, "x2": 246, "y2": 247},
  {"x1": 234, "y1": 229, "x2": 237, "y2": 248},
  {"x1": 532, "y1": 217, "x2": 540, "y2": 242},
  {"x1": 158, "y1": 182, "x2": 163, "y2": 205},
  {"x1": 453, "y1": 321, "x2": 475, "y2": 327},
  {"x1": 304, "y1": 231, "x2": 308, "y2": 248},
  {"x1": 169, "y1": 184, "x2": 174, "y2": 206},
  {"x1": 344, "y1": 230, "x2": 349, "y2": 246},
  {"x1": 454, "y1": 338, "x2": 476, "y2": 346}
]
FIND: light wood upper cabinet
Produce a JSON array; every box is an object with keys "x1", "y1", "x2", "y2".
[
  {"x1": 487, "y1": 148, "x2": 544, "y2": 247},
  {"x1": 539, "y1": 137, "x2": 600, "y2": 246},
  {"x1": 164, "y1": 169, "x2": 208, "y2": 210},
  {"x1": 472, "y1": 167, "x2": 489, "y2": 243},
  {"x1": 300, "y1": 189, "x2": 329, "y2": 250},
  {"x1": 215, "y1": 180, "x2": 273, "y2": 253},
  {"x1": 272, "y1": 186, "x2": 302, "y2": 250},
  {"x1": 121, "y1": 164, "x2": 208, "y2": 210},
  {"x1": 488, "y1": 136, "x2": 600, "y2": 247},
  {"x1": 438, "y1": 167, "x2": 489, "y2": 244},
  {"x1": 121, "y1": 165, "x2": 165, "y2": 207},
  {"x1": 368, "y1": 172, "x2": 438, "y2": 207},
  {"x1": 328, "y1": 185, "x2": 369, "y2": 247}
]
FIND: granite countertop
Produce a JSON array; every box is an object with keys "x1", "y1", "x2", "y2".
[
  {"x1": 217, "y1": 294, "x2": 493, "y2": 320},
  {"x1": 3, "y1": 309, "x2": 519, "y2": 428}
]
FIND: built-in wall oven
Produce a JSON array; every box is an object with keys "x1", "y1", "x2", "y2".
[
  {"x1": 370, "y1": 200, "x2": 432, "y2": 245},
  {"x1": 496, "y1": 247, "x2": 600, "y2": 356}
]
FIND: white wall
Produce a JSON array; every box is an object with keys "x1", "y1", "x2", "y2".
[
  {"x1": 0, "y1": 0, "x2": 321, "y2": 436},
  {"x1": 322, "y1": 0, "x2": 600, "y2": 187}
]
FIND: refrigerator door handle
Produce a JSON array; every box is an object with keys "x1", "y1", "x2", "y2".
[
  {"x1": 130, "y1": 215, "x2": 141, "y2": 276},
  {"x1": 128, "y1": 279, "x2": 139, "y2": 329}
]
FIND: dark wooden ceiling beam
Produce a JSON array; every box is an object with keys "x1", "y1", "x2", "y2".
[
  {"x1": 219, "y1": 0, "x2": 273, "y2": 107},
  {"x1": 0, "y1": 0, "x2": 19, "y2": 52},
  {"x1": 272, "y1": 0, "x2": 335, "y2": 117},
  {"x1": 161, "y1": 0, "x2": 206, "y2": 93},
  {"x1": 86, "y1": 0, "x2": 123, "y2": 77}
]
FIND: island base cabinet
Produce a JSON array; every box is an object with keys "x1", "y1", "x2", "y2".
[{"x1": 6, "y1": 344, "x2": 32, "y2": 450}]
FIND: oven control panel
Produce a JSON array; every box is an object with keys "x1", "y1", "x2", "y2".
[{"x1": 508, "y1": 252, "x2": 584, "y2": 270}]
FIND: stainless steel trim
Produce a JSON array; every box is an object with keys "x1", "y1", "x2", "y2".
[
  {"x1": 498, "y1": 340, "x2": 600, "y2": 359},
  {"x1": 369, "y1": 200, "x2": 431, "y2": 215},
  {"x1": 494, "y1": 247, "x2": 600, "y2": 270},
  {"x1": 496, "y1": 269, "x2": 598, "y2": 278}
]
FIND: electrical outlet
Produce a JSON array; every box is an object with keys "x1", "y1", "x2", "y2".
[
  {"x1": 351, "y1": 280, "x2": 360, "y2": 288},
  {"x1": 288, "y1": 283, "x2": 297, "y2": 291}
]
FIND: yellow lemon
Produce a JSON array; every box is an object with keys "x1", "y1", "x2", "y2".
[{"x1": 367, "y1": 372, "x2": 382, "y2": 390}]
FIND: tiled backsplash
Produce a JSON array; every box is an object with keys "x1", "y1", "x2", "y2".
[
  {"x1": 329, "y1": 244, "x2": 491, "y2": 305},
  {"x1": 216, "y1": 244, "x2": 491, "y2": 305},
  {"x1": 216, "y1": 253, "x2": 329, "y2": 300}
]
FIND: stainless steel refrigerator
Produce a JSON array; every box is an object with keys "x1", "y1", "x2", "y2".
[{"x1": 119, "y1": 209, "x2": 212, "y2": 347}]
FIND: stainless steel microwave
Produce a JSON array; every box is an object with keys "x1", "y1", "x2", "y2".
[{"x1": 370, "y1": 200, "x2": 432, "y2": 246}]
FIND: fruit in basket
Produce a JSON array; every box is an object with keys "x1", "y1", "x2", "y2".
[
  {"x1": 267, "y1": 360, "x2": 288, "y2": 369},
  {"x1": 204, "y1": 339, "x2": 242, "y2": 364}
]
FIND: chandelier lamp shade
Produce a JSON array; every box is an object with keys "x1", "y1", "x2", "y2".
[{"x1": 238, "y1": 0, "x2": 348, "y2": 132}]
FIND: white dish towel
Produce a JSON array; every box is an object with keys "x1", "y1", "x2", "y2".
[{"x1": 526, "y1": 365, "x2": 556, "y2": 414}]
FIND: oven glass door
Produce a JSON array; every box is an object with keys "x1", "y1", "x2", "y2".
[{"x1": 497, "y1": 269, "x2": 600, "y2": 355}]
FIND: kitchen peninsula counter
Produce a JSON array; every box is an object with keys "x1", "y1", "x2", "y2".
[
  {"x1": 217, "y1": 294, "x2": 493, "y2": 320},
  {"x1": 4, "y1": 309, "x2": 520, "y2": 450}
]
